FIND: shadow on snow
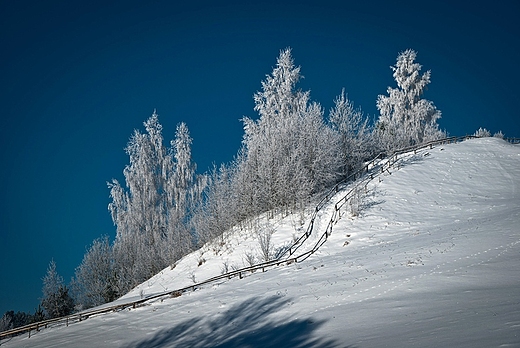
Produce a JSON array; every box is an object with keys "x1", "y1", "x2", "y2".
[{"x1": 127, "y1": 296, "x2": 354, "y2": 348}]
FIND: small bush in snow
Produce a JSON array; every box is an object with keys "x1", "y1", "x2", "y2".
[
  {"x1": 221, "y1": 261, "x2": 230, "y2": 274},
  {"x1": 257, "y1": 222, "x2": 276, "y2": 262},
  {"x1": 243, "y1": 252, "x2": 257, "y2": 267},
  {"x1": 493, "y1": 131, "x2": 504, "y2": 139},
  {"x1": 474, "y1": 127, "x2": 491, "y2": 138},
  {"x1": 349, "y1": 185, "x2": 366, "y2": 217},
  {"x1": 188, "y1": 272, "x2": 196, "y2": 283}
]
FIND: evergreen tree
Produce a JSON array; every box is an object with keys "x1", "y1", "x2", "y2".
[
  {"x1": 40, "y1": 260, "x2": 74, "y2": 319},
  {"x1": 376, "y1": 49, "x2": 444, "y2": 152},
  {"x1": 0, "y1": 312, "x2": 11, "y2": 332},
  {"x1": 0, "y1": 308, "x2": 45, "y2": 333}
]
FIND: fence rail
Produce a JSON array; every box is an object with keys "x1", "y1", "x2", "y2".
[{"x1": 1, "y1": 135, "x2": 515, "y2": 343}]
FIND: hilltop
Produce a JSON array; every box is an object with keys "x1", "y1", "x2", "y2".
[{"x1": 3, "y1": 137, "x2": 520, "y2": 347}]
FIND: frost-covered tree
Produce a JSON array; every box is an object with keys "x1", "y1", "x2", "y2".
[
  {"x1": 376, "y1": 49, "x2": 444, "y2": 152},
  {"x1": 40, "y1": 260, "x2": 74, "y2": 319},
  {"x1": 171, "y1": 123, "x2": 195, "y2": 216},
  {"x1": 109, "y1": 111, "x2": 169, "y2": 291},
  {"x1": 474, "y1": 127, "x2": 491, "y2": 138},
  {"x1": 108, "y1": 111, "x2": 202, "y2": 294},
  {"x1": 493, "y1": 131, "x2": 504, "y2": 139},
  {"x1": 73, "y1": 236, "x2": 117, "y2": 309},
  {"x1": 164, "y1": 122, "x2": 201, "y2": 261},
  {"x1": 0, "y1": 310, "x2": 41, "y2": 332},
  {"x1": 191, "y1": 163, "x2": 236, "y2": 246},
  {"x1": 237, "y1": 48, "x2": 341, "y2": 216},
  {"x1": 329, "y1": 89, "x2": 373, "y2": 177},
  {"x1": 0, "y1": 312, "x2": 10, "y2": 332}
]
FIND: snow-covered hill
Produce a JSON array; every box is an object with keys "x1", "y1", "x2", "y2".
[{"x1": 3, "y1": 137, "x2": 520, "y2": 347}]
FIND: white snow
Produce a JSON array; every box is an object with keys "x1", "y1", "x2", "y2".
[{"x1": 3, "y1": 137, "x2": 519, "y2": 347}]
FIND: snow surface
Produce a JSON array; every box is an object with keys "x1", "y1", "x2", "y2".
[{"x1": 3, "y1": 137, "x2": 519, "y2": 347}]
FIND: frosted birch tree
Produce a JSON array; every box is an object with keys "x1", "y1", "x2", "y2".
[
  {"x1": 73, "y1": 236, "x2": 117, "y2": 309},
  {"x1": 191, "y1": 163, "x2": 236, "y2": 246},
  {"x1": 329, "y1": 89, "x2": 373, "y2": 178},
  {"x1": 164, "y1": 122, "x2": 198, "y2": 262},
  {"x1": 108, "y1": 111, "x2": 201, "y2": 294},
  {"x1": 108, "y1": 111, "x2": 169, "y2": 291}
]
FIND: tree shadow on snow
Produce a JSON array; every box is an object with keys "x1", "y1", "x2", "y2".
[
  {"x1": 395, "y1": 152, "x2": 427, "y2": 168},
  {"x1": 126, "y1": 296, "x2": 354, "y2": 348}
]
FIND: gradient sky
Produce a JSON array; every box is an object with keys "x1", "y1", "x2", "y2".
[{"x1": 1, "y1": 0, "x2": 519, "y2": 316}]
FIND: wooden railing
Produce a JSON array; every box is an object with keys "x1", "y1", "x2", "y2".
[{"x1": 1, "y1": 135, "x2": 516, "y2": 343}]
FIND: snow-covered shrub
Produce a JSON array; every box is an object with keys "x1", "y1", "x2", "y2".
[
  {"x1": 220, "y1": 261, "x2": 231, "y2": 274},
  {"x1": 493, "y1": 131, "x2": 504, "y2": 139},
  {"x1": 243, "y1": 252, "x2": 257, "y2": 267},
  {"x1": 258, "y1": 227, "x2": 275, "y2": 262},
  {"x1": 348, "y1": 186, "x2": 365, "y2": 217},
  {"x1": 474, "y1": 127, "x2": 491, "y2": 138}
]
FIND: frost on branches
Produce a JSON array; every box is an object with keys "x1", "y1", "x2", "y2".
[
  {"x1": 69, "y1": 48, "x2": 451, "y2": 310},
  {"x1": 329, "y1": 89, "x2": 373, "y2": 177},
  {"x1": 41, "y1": 260, "x2": 74, "y2": 319},
  {"x1": 237, "y1": 48, "x2": 341, "y2": 216},
  {"x1": 376, "y1": 49, "x2": 444, "y2": 152},
  {"x1": 106, "y1": 111, "x2": 204, "y2": 296}
]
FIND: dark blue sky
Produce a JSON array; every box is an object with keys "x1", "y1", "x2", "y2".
[{"x1": 1, "y1": 0, "x2": 519, "y2": 315}]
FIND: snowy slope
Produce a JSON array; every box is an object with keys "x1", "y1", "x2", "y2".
[{"x1": 3, "y1": 137, "x2": 519, "y2": 348}]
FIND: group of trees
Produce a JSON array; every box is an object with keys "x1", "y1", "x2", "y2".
[
  {"x1": 74, "y1": 115, "x2": 206, "y2": 308},
  {"x1": 189, "y1": 48, "x2": 444, "y2": 246},
  {"x1": 0, "y1": 260, "x2": 72, "y2": 333},
  {"x1": 0, "y1": 309, "x2": 44, "y2": 333},
  {"x1": 2, "y1": 48, "x2": 445, "y2": 329}
]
